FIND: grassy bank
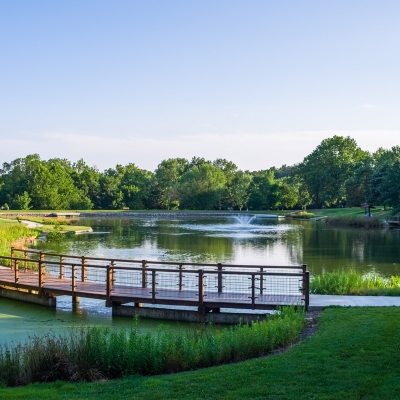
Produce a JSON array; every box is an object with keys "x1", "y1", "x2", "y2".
[
  {"x1": 1, "y1": 307, "x2": 399, "y2": 399},
  {"x1": 285, "y1": 211, "x2": 316, "y2": 219},
  {"x1": 324, "y1": 215, "x2": 384, "y2": 227},
  {"x1": 311, "y1": 270, "x2": 400, "y2": 295},
  {"x1": 0, "y1": 221, "x2": 38, "y2": 263},
  {"x1": 0, "y1": 307, "x2": 304, "y2": 387}
]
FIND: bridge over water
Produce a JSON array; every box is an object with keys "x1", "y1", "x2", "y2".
[{"x1": 0, "y1": 248, "x2": 309, "y2": 323}]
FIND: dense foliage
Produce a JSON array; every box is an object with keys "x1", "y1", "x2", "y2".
[{"x1": 0, "y1": 136, "x2": 399, "y2": 213}]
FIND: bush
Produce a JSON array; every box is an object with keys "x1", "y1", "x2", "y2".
[
  {"x1": 286, "y1": 211, "x2": 315, "y2": 219},
  {"x1": 46, "y1": 231, "x2": 65, "y2": 241}
]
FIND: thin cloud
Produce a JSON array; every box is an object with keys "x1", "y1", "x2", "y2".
[{"x1": 0, "y1": 130, "x2": 399, "y2": 172}]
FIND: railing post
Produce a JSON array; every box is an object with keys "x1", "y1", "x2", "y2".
[
  {"x1": 260, "y1": 267, "x2": 264, "y2": 295},
  {"x1": 217, "y1": 263, "x2": 223, "y2": 293},
  {"x1": 14, "y1": 260, "x2": 19, "y2": 284},
  {"x1": 81, "y1": 256, "x2": 87, "y2": 282},
  {"x1": 198, "y1": 269, "x2": 205, "y2": 314},
  {"x1": 142, "y1": 260, "x2": 148, "y2": 288},
  {"x1": 10, "y1": 247, "x2": 15, "y2": 271},
  {"x1": 24, "y1": 250, "x2": 28, "y2": 272},
  {"x1": 106, "y1": 264, "x2": 113, "y2": 307},
  {"x1": 71, "y1": 265, "x2": 76, "y2": 296},
  {"x1": 251, "y1": 273, "x2": 256, "y2": 310},
  {"x1": 303, "y1": 267, "x2": 310, "y2": 311},
  {"x1": 111, "y1": 260, "x2": 115, "y2": 286},
  {"x1": 38, "y1": 258, "x2": 44, "y2": 289},
  {"x1": 71, "y1": 265, "x2": 79, "y2": 305},
  {"x1": 60, "y1": 256, "x2": 64, "y2": 279},
  {"x1": 179, "y1": 264, "x2": 183, "y2": 291},
  {"x1": 151, "y1": 270, "x2": 157, "y2": 303}
]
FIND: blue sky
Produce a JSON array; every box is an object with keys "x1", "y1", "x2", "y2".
[{"x1": 1, "y1": 0, "x2": 399, "y2": 171}]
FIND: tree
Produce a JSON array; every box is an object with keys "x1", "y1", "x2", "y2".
[
  {"x1": 248, "y1": 170, "x2": 280, "y2": 210},
  {"x1": 276, "y1": 178, "x2": 298, "y2": 210},
  {"x1": 373, "y1": 146, "x2": 400, "y2": 168},
  {"x1": 226, "y1": 171, "x2": 252, "y2": 210},
  {"x1": 345, "y1": 160, "x2": 374, "y2": 207},
  {"x1": 178, "y1": 163, "x2": 227, "y2": 209},
  {"x1": 377, "y1": 161, "x2": 400, "y2": 214},
  {"x1": 71, "y1": 159, "x2": 101, "y2": 208},
  {"x1": 119, "y1": 164, "x2": 154, "y2": 209},
  {"x1": 0, "y1": 154, "x2": 42, "y2": 207},
  {"x1": 30, "y1": 159, "x2": 91, "y2": 209},
  {"x1": 299, "y1": 136, "x2": 368, "y2": 207},
  {"x1": 152, "y1": 158, "x2": 188, "y2": 209},
  {"x1": 13, "y1": 191, "x2": 31, "y2": 210}
]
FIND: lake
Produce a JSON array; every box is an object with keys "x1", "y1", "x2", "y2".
[
  {"x1": 34, "y1": 215, "x2": 400, "y2": 277},
  {"x1": 1, "y1": 214, "x2": 399, "y2": 345}
]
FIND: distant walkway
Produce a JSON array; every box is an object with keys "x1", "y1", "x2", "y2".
[
  {"x1": 309, "y1": 294, "x2": 400, "y2": 310},
  {"x1": 0, "y1": 218, "x2": 43, "y2": 228}
]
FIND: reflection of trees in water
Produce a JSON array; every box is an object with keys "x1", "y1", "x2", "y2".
[
  {"x1": 157, "y1": 231, "x2": 235, "y2": 263},
  {"x1": 302, "y1": 223, "x2": 400, "y2": 276},
  {"x1": 31, "y1": 218, "x2": 400, "y2": 276}
]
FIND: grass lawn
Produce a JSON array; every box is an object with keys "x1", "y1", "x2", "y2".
[
  {"x1": 310, "y1": 207, "x2": 391, "y2": 220},
  {"x1": 1, "y1": 307, "x2": 399, "y2": 399},
  {"x1": 38, "y1": 225, "x2": 90, "y2": 232}
]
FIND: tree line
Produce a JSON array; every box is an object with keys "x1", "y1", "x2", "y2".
[{"x1": 0, "y1": 136, "x2": 399, "y2": 213}]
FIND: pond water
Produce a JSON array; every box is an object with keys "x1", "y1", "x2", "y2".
[
  {"x1": 1, "y1": 215, "x2": 400, "y2": 345},
  {"x1": 0, "y1": 296, "x2": 190, "y2": 346},
  {"x1": 34, "y1": 215, "x2": 400, "y2": 277}
]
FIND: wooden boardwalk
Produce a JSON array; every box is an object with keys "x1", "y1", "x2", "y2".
[{"x1": 0, "y1": 249, "x2": 309, "y2": 312}]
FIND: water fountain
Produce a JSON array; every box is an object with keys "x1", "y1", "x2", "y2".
[{"x1": 233, "y1": 214, "x2": 257, "y2": 226}]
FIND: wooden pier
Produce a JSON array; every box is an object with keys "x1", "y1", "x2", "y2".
[{"x1": 0, "y1": 248, "x2": 309, "y2": 317}]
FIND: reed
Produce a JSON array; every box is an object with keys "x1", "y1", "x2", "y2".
[
  {"x1": 0, "y1": 306, "x2": 305, "y2": 386},
  {"x1": 0, "y1": 223, "x2": 38, "y2": 265},
  {"x1": 310, "y1": 270, "x2": 400, "y2": 295}
]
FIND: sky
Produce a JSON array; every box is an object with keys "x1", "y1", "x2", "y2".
[{"x1": 1, "y1": 0, "x2": 399, "y2": 172}]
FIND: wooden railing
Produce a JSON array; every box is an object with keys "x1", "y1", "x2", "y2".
[{"x1": 0, "y1": 248, "x2": 310, "y2": 311}]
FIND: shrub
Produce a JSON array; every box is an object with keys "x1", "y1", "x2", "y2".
[{"x1": 286, "y1": 211, "x2": 315, "y2": 219}]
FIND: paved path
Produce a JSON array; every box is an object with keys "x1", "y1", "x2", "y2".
[{"x1": 309, "y1": 294, "x2": 400, "y2": 310}]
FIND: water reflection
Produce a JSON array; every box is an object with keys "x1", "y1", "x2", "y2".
[
  {"x1": 0, "y1": 296, "x2": 191, "y2": 346},
  {"x1": 32, "y1": 216, "x2": 400, "y2": 277}
]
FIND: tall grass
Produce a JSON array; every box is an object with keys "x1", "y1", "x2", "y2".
[
  {"x1": 310, "y1": 270, "x2": 400, "y2": 295},
  {"x1": 0, "y1": 223, "x2": 38, "y2": 264},
  {"x1": 0, "y1": 307, "x2": 305, "y2": 386}
]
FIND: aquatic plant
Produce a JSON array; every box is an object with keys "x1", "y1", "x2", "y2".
[
  {"x1": 310, "y1": 270, "x2": 400, "y2": 295},
  {"x1": 0, "y1": 306, "x2": 305, "y2": 386},
  {"x1": 0, "y1": 223, "x2": 38, "y2": 264}
]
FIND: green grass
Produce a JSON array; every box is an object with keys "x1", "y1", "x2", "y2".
[
  {"x1": 0, "y1": 307, "x2": 304, "y2": 387},
  {"x1": 310, "y1": 206, "x2": 391, "y2": 220},
  {"x1": 286, "y1": 211, "x2": 316, "y2": 219},
  {"x1": 0, "y1": 223, "x2": 38, "y2": 264},
  {"x1": 1, "y1": 307, "x2": 399, "y2": 399},
  {"x1": 311, "y1": 270, "x2": 400, "y2": 295},
  {"x1": 40, "y1": 225, "x2": 90, "y2": 232}
]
